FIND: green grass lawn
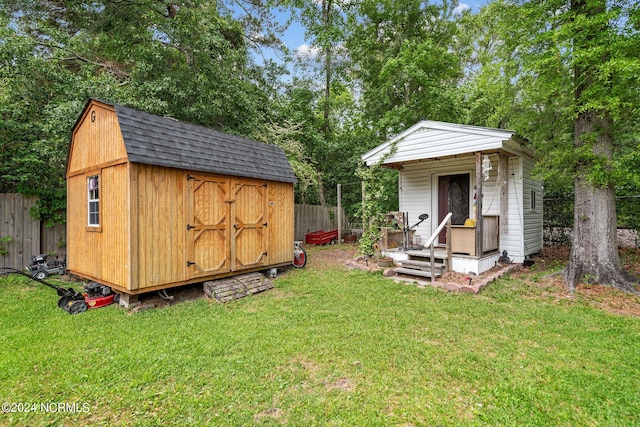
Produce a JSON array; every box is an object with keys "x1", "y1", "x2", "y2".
[{"x1": 1, "y1": 249, "x2": 639, "y2": 426}]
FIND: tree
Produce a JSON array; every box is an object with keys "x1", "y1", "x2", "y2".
[
  {"x1": 563, "y1": 0, "x2": 638, "y2": 293},
  {"x1": 346, "y1": 0, "x2": 465, "y2": 139},
  {"x1": 275, "y1": 0, "x2": 352, "y2": 206},
  {"x1": 467, "y1": 0, "x2": 640, "y2": 293}
]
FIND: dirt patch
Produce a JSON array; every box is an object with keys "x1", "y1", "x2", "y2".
[
  {"x1": 326, "y1": 377, "x2": 355, "y2": 392},
  {"x1": 439, "y1": 264, "x2": 508, "y2": 287},
  {"x1": 304, "y1": 243, "x2": 360, "y2": 269},
  {"x1": 509, "y1": 246, "x2": 640, "y2": 318},
  {"x1": 254, "y1": 407, "x2": 285, "y2": 423}
]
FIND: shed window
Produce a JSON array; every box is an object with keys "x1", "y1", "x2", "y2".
[
  {"x1": 530, "y1": 190, "x2": 537, "y2": 211},
  {"x1": 88, "y1": 175, "x2": 100, "y2": 226}
]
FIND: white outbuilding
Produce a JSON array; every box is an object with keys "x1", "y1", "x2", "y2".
[{"x1": 362, "y1": 120, "x2": 543, "y2": 275}]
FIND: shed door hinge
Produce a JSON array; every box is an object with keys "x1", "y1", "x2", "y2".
[
  {"x1": 187, "y1": 224, "x2": 195, "y2": 230},
  {"x1": 187, "y1": 261, "x2": 195, "y2": 267}
]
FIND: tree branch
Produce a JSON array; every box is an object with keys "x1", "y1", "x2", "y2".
[{"x1": 38, "y1": 41, "x2": 130, "y2": 80}]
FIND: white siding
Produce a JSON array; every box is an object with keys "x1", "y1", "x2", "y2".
[
  {"x1": 499, "y1": 157, "x2": 525, "y2": 262},
  {"x1": 480, "y1": 153, "x2": 500, "y2": 216},
  {"x1": 362, "y1": 121, "x2": 515, "y2": 166},
  {"x1": 522, "y1": 155, "x2": 543, "y2": 257}
]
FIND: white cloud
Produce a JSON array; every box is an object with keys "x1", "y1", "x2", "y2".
[
  {"x1": 295, "y1": 43, "x2": 321, "y2": 60},
  {"x1": 453, "y1": 3, "x2": 471, "y2": 14}
]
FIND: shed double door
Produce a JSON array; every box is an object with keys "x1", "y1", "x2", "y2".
[{"x1": 186, "y1": 174, "x2": 268, "y2": 279}]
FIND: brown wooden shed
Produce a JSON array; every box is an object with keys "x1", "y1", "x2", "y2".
[{"x1": 66, "y1": 99, "x2": 296, "y2": 297}]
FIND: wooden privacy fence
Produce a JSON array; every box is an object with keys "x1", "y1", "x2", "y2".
[
  {"x1": 294, "y1": 204, "x2": 349, "y2": 241},
  {"x1": 0, "y1": 194, "x2": 65, "y2": 269},
  {"x1": 1, "y1": 196, "x2": 345, "y2": 269}
]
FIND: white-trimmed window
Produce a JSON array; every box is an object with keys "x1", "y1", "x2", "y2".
[{"x1": 88, "y1": 175, "x2": 100, "y2": 227}]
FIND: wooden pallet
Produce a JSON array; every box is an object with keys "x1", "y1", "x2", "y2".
[{"x1": 203, "y1": 272, "x2": 274, "y2": 303}]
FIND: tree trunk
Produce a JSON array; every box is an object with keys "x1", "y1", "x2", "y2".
[
  {"x1": 563, "y1": 0, "x2": 638, "y2": 294},
  {"x1": 563, "y1": 112, "x2": 638, "y2": 294},
  {"x1": 317, "y1": 174, "x2": 326, "y2": 206},
  {"x1": 320, "y1": 0, "x2": 332, "y2": 136}
]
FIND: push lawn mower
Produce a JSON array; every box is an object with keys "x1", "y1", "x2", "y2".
[
  {"x1": 25, "y1": 253, "x2": 66, "y2": 279},
  {"x1": 0, "y1": 267, "x2": 118, "y2": 314}
]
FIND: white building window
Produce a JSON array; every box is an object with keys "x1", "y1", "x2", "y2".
[
  {"x1": 88, "y1": 175, "x2": 100, "y2": 226},
  {"x1": 530, "y1": 190, "x2": 537, "y2": 211}
]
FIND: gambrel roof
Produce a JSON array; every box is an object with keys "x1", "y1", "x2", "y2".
[
  {"x1": 72, "y1": 99, "x2": 297, "y2": 183},
  {"x1": 361, "y1": 120, "x2": 531, "y2": 167}
]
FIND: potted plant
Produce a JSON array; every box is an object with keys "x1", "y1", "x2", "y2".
[{"x1": 376, "y1": 256, "x2": 394, "y2": 268}]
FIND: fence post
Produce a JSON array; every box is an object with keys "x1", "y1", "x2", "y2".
[{"x1": 337, "y1": 184, "x2": 342, "y2": 243}]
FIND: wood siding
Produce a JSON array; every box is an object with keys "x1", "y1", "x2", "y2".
[
  {"x1": 71, "y1": 164, "x2": 294, "y2": 292},
  {"x1": 66, "y1": 163, "x2": 130, "y2": 286},
  {"x1": 187, "y1": 174, "x2": 230, "y2": 278},
  {"x1": 133, "y1": 164, "x2": 186, "y2": 290},
  {"x1": 67, "y1": 102, "x2": 127, "y2": 176},
  {"x1": 269, "y1": 183, "x2": 295, "y2": 264},
  {"x1": 101, "y1": 164, "x2": 130, "y2": 286},
  {"x1": 232, "y1": 179, "x2": 268, "y2": 271},
  {"x1": 185, "y1": 175, "x2": 293, "y2": 282}
]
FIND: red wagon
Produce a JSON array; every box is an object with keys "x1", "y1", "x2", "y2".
[{"x1": 305, "y1": 229, "x2": 339, "y2": 245}]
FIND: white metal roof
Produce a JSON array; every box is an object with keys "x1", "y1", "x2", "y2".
[{"x1": 361, "y1": 120, "x2": 526, "y2": 166}]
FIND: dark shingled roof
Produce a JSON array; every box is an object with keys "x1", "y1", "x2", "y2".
[{"x1": 104, "y1": 101, "x2": 296, "y2": 183}]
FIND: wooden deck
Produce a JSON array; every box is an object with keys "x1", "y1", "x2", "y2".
[{"x1": 393, "y1": 248, "x2": 449, "y2": 280}]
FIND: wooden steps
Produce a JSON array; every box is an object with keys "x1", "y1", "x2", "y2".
[
  {"x1": 393, "y1": 249, "x2": 449, "y2": 280},
  {"x1": 393, "y1": 267, "x2": 442, "y2": 279},
  {"x1": 400, "y1": 259, "x2": 447, "y2": 270}
]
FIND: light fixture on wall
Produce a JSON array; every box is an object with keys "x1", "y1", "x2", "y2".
[{"x1": 482, "y1": 154, "x2": 492, "y2": 181}]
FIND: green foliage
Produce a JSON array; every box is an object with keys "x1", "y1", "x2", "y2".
[
  {"x1": 254, "y1": 118, "x2": 319, "y2": 199},
  {"x1": 347, "y1": 0, "x2": 465, "y2": 137},
  {"x1": 356, "y1": 136, "x2": 399, "y2": 256},
  {"x1": 0, "y1": 235, "x2": 10, "y2": 256},
  {"x1": 356, "y1": 164, "x2": 383, "y2": 257},
  {"x1": 462, "y1": 0, "x2": 640, "y2": 194},
  {"x1": 2, "y1": 0, "x2": 639, "y2": 235}
]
